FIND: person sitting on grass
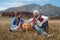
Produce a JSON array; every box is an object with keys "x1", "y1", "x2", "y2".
[
  {"x1": 27, "y1": 10, "x2": 52, "y2": 38},
  {"x1": 9, "y1": 12, "x2": 24, "y2": 32}
]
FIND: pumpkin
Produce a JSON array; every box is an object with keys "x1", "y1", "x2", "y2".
[{"x1": 22, "y1": 22, "x2": 31, "y2": 30}]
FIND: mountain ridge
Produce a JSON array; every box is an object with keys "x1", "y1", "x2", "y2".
[{"x1": 0, "y1": 4, "x2": 60, "y2": 16}]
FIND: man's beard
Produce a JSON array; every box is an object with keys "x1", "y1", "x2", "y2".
[{"x1": 34, "y1": 16, "x2": 38, "y2": 18}]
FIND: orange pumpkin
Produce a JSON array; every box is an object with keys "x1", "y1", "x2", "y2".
[{"x1": 22, "y1": 22, "x2": 31, "y2": 30}]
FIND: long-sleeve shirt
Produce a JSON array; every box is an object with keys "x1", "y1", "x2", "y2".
[
  {"x1": 27, "y1": 15, "x2": 49, "y2": 22},
  {"x1": 27, "y1": 15, "x2": 49, "y2": 25}
]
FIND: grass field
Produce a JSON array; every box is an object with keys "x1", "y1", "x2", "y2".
[{"x1": 0, "y1": 16, "x2": 60, "y2": 40}]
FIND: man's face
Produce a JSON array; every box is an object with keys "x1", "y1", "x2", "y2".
[
  {"x1": 33, "y1": 13, "x2": 38, "y2": 18},
  {"x1": 17, "y1": 14, "x2": 22, "y2": 18}
]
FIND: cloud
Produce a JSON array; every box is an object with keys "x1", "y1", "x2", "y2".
[
  {"x1": 0, "y1": 2, "x2": 25, "y2": 7},
  {"x1": 7, "y1": 2, "x2": 25, "y2": 7},
  {"x1": 0, "y1": 2, "x2": 25, "y2": 11},
  {"x1": 10, "y1": 0, "x2": 33, "y2": 1},
  {"x1": 10, "y1": 0, "x2": 49, "y2": 2},
  {"x1": 0, "y1": 0, "x2": 49, "y2": 11},
  {"x1": 0, "y1": 7, "x2": 7, "y2": 11}
]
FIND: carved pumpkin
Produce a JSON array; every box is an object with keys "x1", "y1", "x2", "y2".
[{"x1": 22, "y1": 22, "x2": 31, "y2": 30}]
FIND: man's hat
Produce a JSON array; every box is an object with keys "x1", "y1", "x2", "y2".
[{"x1": 33, "y1": 10, "x2": 40, "y2": 15}]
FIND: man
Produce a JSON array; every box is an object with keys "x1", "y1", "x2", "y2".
[
  {"x1": 27, "y1": 10, "x2": 51, "y2": 37},
  {"x1": 9, "y1": 12, "x2": 24, "y2": 31}
]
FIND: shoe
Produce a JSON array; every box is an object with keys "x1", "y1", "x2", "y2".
[
  {"x1": 46, "y1": 34, "x2": 53, "y2": 38},
  {"x1": 8, "y1": 28, "x2": 12, "y2": 32},
  {"x1": 42, "y1": 32, "x2": 48, "y2": 36}
]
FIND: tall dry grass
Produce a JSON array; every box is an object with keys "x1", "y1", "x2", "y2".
[{"x1": 0, "y1": 16, "x2": 60, "y2": 40}]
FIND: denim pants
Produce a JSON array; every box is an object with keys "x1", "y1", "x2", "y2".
[{"x1": 34, "y1": 21, "x2": 48, "y2": 34}]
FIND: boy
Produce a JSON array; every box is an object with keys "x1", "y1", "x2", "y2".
[{"x1": 9, "y1": 12, "x2": 24, "y2": 31}]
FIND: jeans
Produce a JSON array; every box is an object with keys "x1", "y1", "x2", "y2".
[
  {"x1": 10, "y1": 26, "x2": 18, "y2": 30},
  {"x1": 34, "y1": 21, "x2": 48, "y2": 34}
]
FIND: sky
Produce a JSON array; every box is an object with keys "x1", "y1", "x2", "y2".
[{"x1": 0, "y1": 0, "x2": 60, "y2": 11}]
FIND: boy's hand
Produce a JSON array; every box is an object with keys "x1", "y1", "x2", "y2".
[{"x1": 16, "y1": 26, "x2": 20, "y2": 29}]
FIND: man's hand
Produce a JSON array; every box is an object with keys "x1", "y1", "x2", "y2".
[
  {"x1": 39, "y1": 20, "x2": 46, "y2": 27},
  {"x1": 39, "y1": 23, "x2": 43, "y2": 27},
  {"x1": 30, "y1": 22, "x2": 34, "y2": 27}
]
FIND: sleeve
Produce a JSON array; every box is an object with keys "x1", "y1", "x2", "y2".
[
  {"x1": 27, "y1": 18, "x2": 33, "y2": 22},
  {"x1": 20, "y1": 18, "x2": 24, "y2": 24},
  {"x1": 41, "y1": 15, "x2": 49, "y2": 21},
  {"x1": 11, "y1": 18, "x2": 16, "y2": 27}
]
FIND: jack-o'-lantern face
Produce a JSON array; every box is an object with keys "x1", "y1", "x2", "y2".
[{"x1": 22, "y1": 22, "x2": 31, "y2": 30}]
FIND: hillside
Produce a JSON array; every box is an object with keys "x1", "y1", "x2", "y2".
[{"x1": 0, "y1": 4, "x2": 60, "y2": 16}]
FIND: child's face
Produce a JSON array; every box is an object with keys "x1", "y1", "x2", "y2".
[{"x1": 17, "y1": 14, "x2": 22, "y2": 18}]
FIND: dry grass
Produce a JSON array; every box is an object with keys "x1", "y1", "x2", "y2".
[{"x1": 0, "y1": 16, "x2": 60, "y2": 40}]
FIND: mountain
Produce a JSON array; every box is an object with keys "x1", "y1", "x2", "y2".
[
  {"x1": 0, "y1": 11, "x2": 3, "y2": 15},
  {"x1": 0, "y1": 4, "x2": 60, "y2": 16},
  {"x1": 40, "y1": 4, "x2": 60, "y2": 16},
  {"x1": 4, "y1": 4, "x2": 40, "y2": 12}
]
